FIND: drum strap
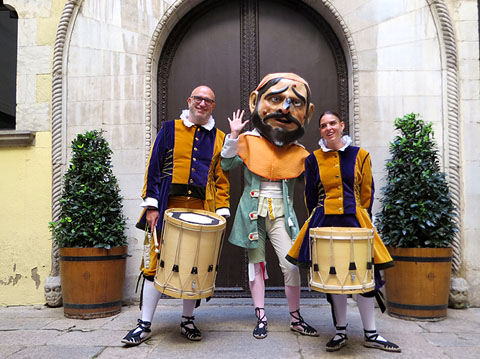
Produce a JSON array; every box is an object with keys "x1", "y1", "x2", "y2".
[
  {"x1": 135, "y1": 273, "x2": 145, "y2": 310},
  {"x1": 194, "y1": 296, "x2": 212, "y2": 309},
  {"x1": 375, "y1": 291, "x2": 386, "y2": 313}
]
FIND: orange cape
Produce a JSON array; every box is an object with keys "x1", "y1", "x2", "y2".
[{"x1": 238, "y1": 134, "x2": 309, "y2": 180}]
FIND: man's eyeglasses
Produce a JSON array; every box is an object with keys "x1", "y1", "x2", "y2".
[{"x1": 190, "y1": 95, "x2": 215, "y2": 106}]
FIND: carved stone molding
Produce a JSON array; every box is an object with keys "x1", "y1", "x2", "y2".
[
  {"x1": 46, "y1": 0, "x2": 84, "y2": 307},
  {"x1": 429, "y1": 0, "x2": 462, "y2": 274}
]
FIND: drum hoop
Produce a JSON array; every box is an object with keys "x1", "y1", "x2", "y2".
[
  {"x1": 164, "y1": 208, "x2": 226, "y2": 231},
  {"x1": 310, "y1": 227, "x2": 374, "y2": 238},
  {"x1": 310, "y1": 234, "x2": 373, "y2": 240},
  {"x1": 309, "y1": 280, "x2": 376, "y2": 292}
]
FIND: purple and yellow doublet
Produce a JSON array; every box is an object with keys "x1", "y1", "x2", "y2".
[
  {"x1": 287, "y1": 146, "x2": 393, "y2": 270},
  {"x1": 136, "y1": 119, "x2": 229, "y2": 231}
]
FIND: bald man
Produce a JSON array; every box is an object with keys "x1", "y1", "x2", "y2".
[{"x1": 122, "y1": 86, "x2": 230, "y2": 346}]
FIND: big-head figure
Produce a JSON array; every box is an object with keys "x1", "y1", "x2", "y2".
[{"x1": 221, "y1": 73, "x2": 318, "y2": 340}]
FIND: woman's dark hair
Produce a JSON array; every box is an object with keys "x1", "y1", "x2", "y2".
[{"x1": 318, "y1": 110, "x2": 342, "y2": 127}]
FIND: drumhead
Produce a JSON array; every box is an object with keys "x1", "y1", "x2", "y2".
[{"x1": 168, "y1": 211, "x2": 221, "y2": 226}]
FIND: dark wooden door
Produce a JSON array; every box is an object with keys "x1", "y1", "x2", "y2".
[{"x1": 158, "y1": 0, "x2": 347, "y2": 295}]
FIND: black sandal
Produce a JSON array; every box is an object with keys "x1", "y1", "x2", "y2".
[
  {"x1": 180, "y1": 315, "x2": 202, "y2": 341},
  {"x1": 289, "y1": 309, "x2": 318, "y2": 337},
  {"x1": 121, "y1": 319, "x2": 152, "y2": 346},
  {"x1": 253, "y1": 307, "x2": 268, "y2": 339},
  {"x1": 325, "y1": 325, "x2": 348, "y2": 352},
  {"x1": 364, "y1": 329, "x2": 401, "y2": 352}
]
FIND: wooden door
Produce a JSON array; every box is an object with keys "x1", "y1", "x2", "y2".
[{"x1": 158, "y1": 0, "x2": 348, "y2": 295}]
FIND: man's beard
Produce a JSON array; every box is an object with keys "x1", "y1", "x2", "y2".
[{"x1": 251, "y1": 110, "x2": 305, "y2": 147}]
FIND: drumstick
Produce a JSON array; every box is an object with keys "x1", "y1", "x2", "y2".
[{"x1": 153, "y1": 228, "x2": 160, "y2": 253}]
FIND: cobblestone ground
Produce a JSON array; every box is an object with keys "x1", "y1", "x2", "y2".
[{"x1": 0, "y1": 298, "x2": 479, "y2": 359}]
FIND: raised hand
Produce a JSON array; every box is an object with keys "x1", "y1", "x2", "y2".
[{"x1": 228, "y1": 109, "x2": 248, "y2": 139}]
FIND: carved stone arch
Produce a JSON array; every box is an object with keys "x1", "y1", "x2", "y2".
[{"x1": 144, "y1": 0, "x2": 360, "y2": 153}]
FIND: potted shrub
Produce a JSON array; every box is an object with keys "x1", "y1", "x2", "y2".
[
  {"x1": 49, "y1": 130, "x2": 128, "y2": 319},
  {"x1": 375, "y1": 113, "x2": 457, "y2": 321}
]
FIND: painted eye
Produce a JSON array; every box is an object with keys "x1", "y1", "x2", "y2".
[
  {"x1": 270, "y1": 96, "x2": 281, "y2": 103},
  {"x1": 293, "y1": 100, "x2": 302, "y2": 107}
]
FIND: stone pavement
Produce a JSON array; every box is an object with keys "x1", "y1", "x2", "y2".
[{"x1": 0, "y1": 298, "x2": 479, "y2": 359}]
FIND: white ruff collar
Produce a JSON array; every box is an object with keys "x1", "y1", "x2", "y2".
[
  {"x1": 180, "y1": 109, "x2": 215, "y2": 131},
  {"x1": 318, "y1": 135, "x2": 352, "y2": 152}
]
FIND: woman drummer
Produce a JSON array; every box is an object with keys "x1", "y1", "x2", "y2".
[{"x1": 287, "y1": 111, "x2": 401, "y2": 352}]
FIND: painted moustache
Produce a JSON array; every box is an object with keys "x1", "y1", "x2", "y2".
[{"x1": 262, "y1": 111, "x2": 302, "y2": 129}]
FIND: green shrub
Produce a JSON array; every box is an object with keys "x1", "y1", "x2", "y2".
[
  {"x1": 49, "y1": 130, "x2": 127, "y2": 248},
  {"x1": 375, "y1": 113, "x2": 456, "y2": 248}
]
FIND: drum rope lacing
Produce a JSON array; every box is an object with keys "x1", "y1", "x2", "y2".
[
  {"x1": 309, "y1": 228, "x2": 375, "y2": 294},
  {"x1": 154, "y1": 210, "x2": 226, "y2": 299}
]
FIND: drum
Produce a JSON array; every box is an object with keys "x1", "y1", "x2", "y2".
[
  {"x1": 309, "y1": 227, "x2": 375, "y2": 294},
  {"x1": 154, "y1": 208, "x2": 226, "y2": 299}
]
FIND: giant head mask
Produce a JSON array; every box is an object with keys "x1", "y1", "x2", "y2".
[{"x1": 249, "y1": 73, "x2": 315, "y2": 147}]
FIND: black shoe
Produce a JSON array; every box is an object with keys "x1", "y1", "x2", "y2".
[
  {"x1": 180, "y1": 315, "x2": 202, "y2": 341},
  {"x1": 253, "y1": 307, "x2": 268, "y2": 339},
  {"x1": 363, "y1": 329, "x2": 401, "y2": 352},
  {"x1": 289, "y1": 309, "x2": 319, "y2": 337},
  {"x1": 325, "y1": 326, "x2": 348, "y2": 352},
  {"x1": 121, "y1": 319, "x2": 152, "y2": 346}
]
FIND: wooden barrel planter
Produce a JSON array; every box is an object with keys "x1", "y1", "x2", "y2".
[
  {"x1": 384, "y1": 247, "x2": 452, "y2": 321},
  {"x1": 59, "y1": 246, "x2": 128, "y2": 319}
]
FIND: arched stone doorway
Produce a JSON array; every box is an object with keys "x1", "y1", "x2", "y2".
[{"x1": 156, "y1": 0, "x2": 348, "y2": 294}]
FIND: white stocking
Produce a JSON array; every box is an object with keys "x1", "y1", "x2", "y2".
[
  {"x1": 249, "y1": 262, "x2": 266, "y2": 326},
  {"x1": 357, "y1": 294, "x2": 387, "y2": 342},
  {"x1": 181, "y1": 299, "x2": 197, "y2": 329},
  {"x1": 141, "y1": 279, "x2": 161, "y2": 323},
  {"x1": 330, "y1": 294, "x2": 347, "y2": 339},
  {"x1": 182, "y1": 299, "x2": 196, "y2": 317},
  {"x1": 331, "y1": 294, "x2": 347, "y2": 328},
  {"x1": 356, "y1": 294, "x2": 375, "y2": 331}
]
